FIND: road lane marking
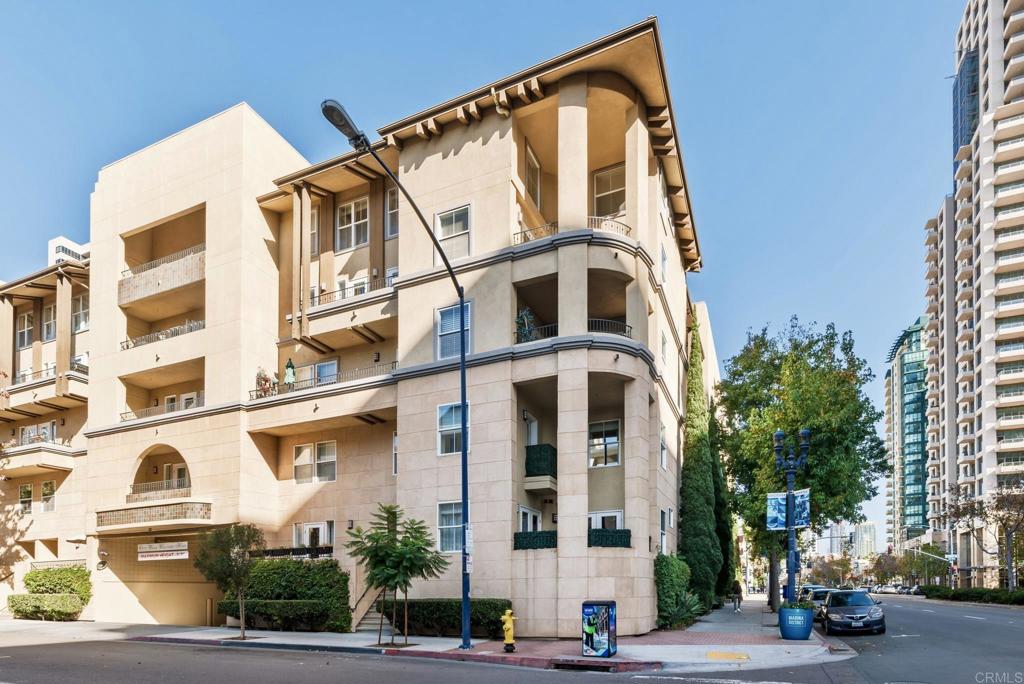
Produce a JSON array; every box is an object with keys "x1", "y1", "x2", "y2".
[
  {"x1": 632, "y1": 677, "x2": 796, "y2": 684},
  {"x1": 964, "y1": 615, "x2": 985, "y2": 620},
  {"x1": 890, "y1": 634, "x2": 920, "y2": 637},
  {"x1": 921, "y1": 609, "x2": 935, "y2": 613}
]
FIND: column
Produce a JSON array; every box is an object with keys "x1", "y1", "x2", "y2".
[
  {"x1": 556, "y1": 350, "x2": 589, "y2": 637},
  {"x1": 318, "y1": 192, "x2": 335, "y2": 295},
  {"x1": 290, "y1": 189, "x2": 302, "y2": 341},
  {"x1": 624, "y1": 94, "x2": 649, "y2": 247},
  {"x1": 625, "y1": 261, "x2": 650, "y2": 347},
  {"x1": 55, "y1": 274, "x2": 72, "y2": 395},
  {"x1": 622, "y1": 373, "x2": 653, "y2": 633},
  {"x1": 557, "y1": 74, "x2": 588, "y2": 229},
  {"x1": 298, "y1": 184, "x2": 312, "y2": 339},
  {"x1": 368, "y1": 178, "x2": 385, "y2": 282},
  {"x1": 0, "y1": 295, "x2": 13, "y2": 387},
  {"x1": 30, "y1": 298, "x2": 42, "y2": 378},
  {"x1": 557, "y1": 245, "x2": 588, "y2": 336}
]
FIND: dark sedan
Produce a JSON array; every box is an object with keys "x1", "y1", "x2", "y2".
[{"x1": 821, "y1": 590, "x2": 886, "y2": 635}]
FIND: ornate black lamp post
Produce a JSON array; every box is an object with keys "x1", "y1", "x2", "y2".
[{"x1": 774, "y1": 428, "x2": 810, "y2": 603}]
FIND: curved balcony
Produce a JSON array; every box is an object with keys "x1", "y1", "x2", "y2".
[
  {"x1": 513, "y1": 216, "x2": 632, "y2": 246},
  {"x1": 587, "y1": 318, "x2": 632, "y2": 338}
]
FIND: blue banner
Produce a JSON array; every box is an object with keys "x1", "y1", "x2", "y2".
[
  {"x1": 766, "y1": 489, "x2": 811, "y2": 530},
  {"x1": 767, "y1": 492, "x2": 786, "y2": 531}
]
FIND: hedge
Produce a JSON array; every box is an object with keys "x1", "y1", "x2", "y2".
[
  {"x1": 223, "y1": 559, "x2": 350, "y2": 632},
  {"x1": 654, "y1": 554, "x2": 691, "y2": 628},
  {"x1": 8, "y1": 593, "x2": 83, "y2": 621},
  {"x1": 23, "y1": 566, "x2": 92, "y2": 604},
  {"x1": 379, "y1": 598, "x2": 511, "y2": 639},
  {"x1": 919, "y1": 585, "x2": 1024, "y2": 605},
  {"x1": 217, "y1": 599, "x2": 329, "y2": 631}
]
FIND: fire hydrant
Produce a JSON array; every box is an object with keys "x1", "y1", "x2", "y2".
[{"x1": 500, "y1": 608, "x2": 517, "y2": 652}]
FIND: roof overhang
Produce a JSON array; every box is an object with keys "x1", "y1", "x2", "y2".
[{"x1": 0, "y1": 260, "x2": 89, "y2": 301}]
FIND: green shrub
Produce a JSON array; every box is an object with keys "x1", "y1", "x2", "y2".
[
  {"x1": 655, "y1": 555, "x2": 692, "y2": 628},
  {"x1": 23, "y1": 566, "x2": 92, "y2": 604},
  {"x1": 379, "y1": 598, "x2": 511, "y2": 639},
  {"x1": 217, "y1": 600, "x2": 329, "y2": 631},
  {"x1": 8, "y1": 593, "x2": 83, "y2": 621},
  {"x1": 223, "y1": 559, "x2": 350, "y2": 632},
  {"x1": 919, "y1": 586, "x2": 1024, "y2": 605},
  {"x1": 670, "y1": 591, "x2": 704, "y2": 627}
]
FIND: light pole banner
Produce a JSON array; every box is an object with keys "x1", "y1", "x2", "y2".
[
  {"x1": 793, "y1": 488, "x2": 810, "y2": 529},
  {"x1": 766, "y1": 492, "x2": 786, "y2": 531}
]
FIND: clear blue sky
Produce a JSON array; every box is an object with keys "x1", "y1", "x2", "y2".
[{"x1": 0, "y1": 1, "x2": 966, "y2": 548}]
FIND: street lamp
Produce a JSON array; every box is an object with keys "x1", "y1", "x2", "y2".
[
  {"x1": 321, "y1": 100, "x2": 472, "y2": 650},
  {"x1": 774, "y1": 428, "x2": 810, "y2": 604}
]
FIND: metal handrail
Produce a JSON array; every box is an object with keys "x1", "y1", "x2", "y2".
[
  {"x1": 588, "y1": 216, "x2": 631, "y2": 236},
  {"x1": 515, "y1": 323, "x2": 558, "y2": 344},
  {"x1": 249, "y1": 362, "x2": 398, "y2": 400},
  {"x1": 121, "y1": 243, "x2": 206, "y2": 278},
  {"x1": 587, "y1": 318, "x2": 632, "y2": 338},
  {"x1": 129, "y1": 478, "x2": 190, "y2": 495},
  {"x1": 513, "y1": 222, "x2": 559, "y2": 244},
  {"x1": 30, "y1": 559, "x2": 86, "y2": 570},
  {"x1": 121, "y1": 395, "x2": 205, "y2": 422},
  {"x1": 312, "y1": 277, "x2": 391, "y2": 307},
  {"x1": 11, "y1": 367, "x2": 57, "y2": 385},
  {"x1": 122, "y1": 320, "x2": 205, "y2": 350}
]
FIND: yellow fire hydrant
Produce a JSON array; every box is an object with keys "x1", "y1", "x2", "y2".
[{"x1": 500, "y1": 608, "x2": 517, "y2": 652}]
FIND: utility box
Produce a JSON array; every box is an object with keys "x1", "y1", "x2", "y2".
[{"x1": 581, "y1": 600, "x2": 616, "y2": 657}]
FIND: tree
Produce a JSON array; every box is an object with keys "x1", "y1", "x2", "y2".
[
  {"x1": 710, "y1": 406, "x2": 735, "y2": 598},
  {"x1": 946, "y1": 484, "x2": 1024, "y2": 590},
  {"x1": 899, "y1": 543, "x2": 945, "y2": 585},
  {"x1": 678, "y1": 322, "x2": 723, "y2": 610},
  {"x1": 193, "y1": 524, "x2": 265, "y2": 640},
  {"x1": 347, "y1": 504, "x2": 449, "y2": 644},
  {"x1": 717, "y1": 318, "x2": 889, "y2": 610},
  {"x1": 810, "y1": 556, "x2": 851, "y2": 585},
  {"x1": 869, "y1": 553, "x2": 899, "y2": 584}
]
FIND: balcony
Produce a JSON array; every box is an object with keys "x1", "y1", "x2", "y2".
[
  {"x1": 1008, "y1": 0, "x2": 1024, "y2": 18},
  {"x1": 0, "y1": 437, "x2": 75, "y2": 478},
  {"x1": 956, "y1": 323, "x2": 974, "y2": 343},
  {"x1": 126, "y1": 477, "x2": 190, "y2": 504},
  {"x1": 311, "y1": 277, "x2": 393, "y2": 308},
  {"x1": 996, "y1": 203, "x2": 1024, "y2": 230},
  {"x1": 998, "y1": 158, "x2": 1024, "y2": 185},
  {"x1": 956, "y1": 283, "x2": 973, "y2": 303},
  {"x1": 955, "y1": 159, "x2": 972, "y2": 181},
  {"x1": 955, "y1": 177, "x2": 972, "y2": 201},
  {"x1": 512, "y1": 216, "x2": 631, "y2": 246},
  {"x1": 587, "y1": 319, "x2": 632, "y2": 338},
  {"x1": 588, "y1": 528, "x2": 631, "y2": 548},
  {"x1": 118, "y1": 243, "x2": 206, "y2": 313},
  {"x1": 515, "y1": 323, "x2": 559, "y2": 345},
  {"x1": 925, "y1": 297, "x2": 938, "y2": 314},
  {"x1": 513, "y1": 530, "x2": 557, "y2": 550},
  {"x1": 120, "y1": 392, "x2": 205, "y2": 422},
  {"x1": 926, "y1": 277, "x2": 938, "y2": 297},
  {"x1": 95, "y1": 501, "x2": 212, "y2": 534},
  {"x1": 1, "y1": 363, "x2": 89, "y2": 420},
  {"x1": 956, "y1": 304, "x2": 974, "y2": 322},
  {"x1": 255, "y1": 546, "x2": 335, "y2": 560},
  {"x1": 955, "y1": 240, "x2": 972, "y2": 261},
  {"x1": 925, "y1": 261, "x2": 938, "y2": 279},
  {"x1": 249, "y1": 362, "x2": 398, "y2": 401},
  {"x1": 303, "y1": 279, "x2": 398, "y2": 350},
  {"x1": 997, "y1": 315, "x2": 1024, "y2": 340},
  {"x1": 121, "y1": 319, "x2": 205, "y2": 350},
  {"x1": 997, "y1": 110, "x2": 1024, "y2": 142},
  {"x1": 956, "y1": 259, "x2": 973, "y2": 282},
  {"x1": 956, "y1": 219, "x2": 973, "y2": 241},
  {"x1": 955, "y1": 201, "x2": 973, "y2": 221},
  {"x1": 1006, "y1": 31, "x2": 1024, "y2": 61},
  {"x1": 524, "y1": 443, "x2": 557, "y2": 494}
]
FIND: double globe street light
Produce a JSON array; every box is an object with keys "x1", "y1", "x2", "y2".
[
  {"x1": 321, "y1": 100, "x2": 472, "y2": 650},
  {"x1": 774, "y1": 428, "x2": 810, "y2": 604}
]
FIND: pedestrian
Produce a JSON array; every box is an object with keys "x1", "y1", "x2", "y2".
[{"x1": 731, "y1": 579, "x2": 743, "y2": 613}]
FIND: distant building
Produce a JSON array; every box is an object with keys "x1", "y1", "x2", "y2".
[{"x1": 853, "y1": 522, "x2": 877, "y2": 558}]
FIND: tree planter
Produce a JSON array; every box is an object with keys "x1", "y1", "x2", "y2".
[{"x1": 778, "y1": 607, "x2": 814, "y2": 640}]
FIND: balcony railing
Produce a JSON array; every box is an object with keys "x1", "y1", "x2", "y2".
[
  {"x1": 587, "y1": 216, "x2": 631, "y2": 236},
  {"x1": 513, "y1": 530, "x2": 557, "y2": 550},
  {"x1": 126, "y1": 477, "x2": 191, "y2": 503},
  {"x1": 118, "y1": 243, "x2": 206, "y2": 306},
  {"x1": 588, "y1": 528, "x2": 631, "y2": 548},
  {"x1": 256, "y1": 546, "x2": 334, "y2": 559},
  {"x1": 512, "y1": 216, "x2": 632, "y2": 245},
  {"x1": 120, "y1": 394, "x2": 205, "y2": 422},
  {"x1": 96, "y1": 501, "x2": 211, "y2": 529},
  {"x1": 121, "y1": 320, "x2": 205, "y2": 350},
  {"x1": 30, "y1": 559, "x2": 86, "y2": 570},
  {"x1": 1, "y1": 435, "x2": 69, "y2": 451},
  {"x1": 515, "y1": 323, "x2": 558, "y2": 344},
  {"x1": 311, "y1": 277, "x2": 392, "y2": 308},
  {"x1": 249, "y1": 362, "x2": 398, "y2": 400},
  {"x1": 513, "y1": 222, "x2": 559, "y2": 244},
  {"x1": 525, "y1": 444, "x2": 557, "y2": 478},
  {"x1": 588, "y1": 319, "x2": 632, "y2": 338},
  {"x1": 11, "y1": 366, "x2": 57, "y2": 385}
]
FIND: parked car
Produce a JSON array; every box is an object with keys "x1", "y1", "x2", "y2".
[
  {"x1": 809, "y1": 588, "x2": 836, "y2": 621},
  {"x1": 877, "y1": 584, "x2": 899, "y2": 594},
  {"x1": 821, "y1": 590, "x2": 886, "y2": 635},
  {"x1": 798, "y1": 584, "x2": 825, "y2": 602},
  {"x1": 909, "y1": 584, "x2": 925, "y2": 595}
]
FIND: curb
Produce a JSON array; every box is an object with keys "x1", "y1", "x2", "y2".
[
  {"x1": 382, "y1": 648, "x2": 662, "y2": 672},
  {"x1": 128, "y1": 635, "x2": 386, "y2": 656},
  {"x1": 898, "y1": 595, "x2": 1024, "y2": 611}
]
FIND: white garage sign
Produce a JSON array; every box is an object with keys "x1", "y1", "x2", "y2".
[{"x1": 138, "y1": 541, "x2": 188, "y2": 561}]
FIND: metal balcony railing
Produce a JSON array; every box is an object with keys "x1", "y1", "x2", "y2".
[
  {"x1": 30, "y1": 559, "x2": 86, "y2": 570},
  {"x1": 257, "y1": 546, "x2": 334, "y2": 560},
  {"x1": 121, "y1": 320, "x2": 205, "y2": 350},
  {"x1": 515, "y1": 323, "x2": 558, "y2": 344},
  {"x1": 249, "y1": 362, "x2": 398, "y2": 400},
  {"x1": 588, "y1": 319, "x2": 632, "y2": 338},
  {"x1": 121, "y1": 394, "x2": 205, "y2": 422},
  {"x1": 126, "y1": 477, "x2": 191, "y2": 503},
  {"x1": 311, "y1": 277, "x2": 391, "y2": 308},
  {"x1": 513, "y1": 222, "x2": 559, "y2": 244},
  {"x1": 512, "y1": 216, "x2": 632, "y2": 245},
  {"x1": 122, "y1": 243, "x2": 206, "y2": 278},
  {"x1": 118, "y1": 244, "x2": 205, "y2": 306},
  {"x1": 587, "y1": 216, "x2": 631, "y2": 236}
]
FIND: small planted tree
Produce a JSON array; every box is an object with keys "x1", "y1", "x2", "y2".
[
  {"x1": 193, "y1": 524, "x2": 265, "y2": 639},
  {"x1": 946, "y1": 484, "x2": 1024, "y2": 590},
  {"x1": 347, "y1": 504, "x2": 448, "y2": 645}
]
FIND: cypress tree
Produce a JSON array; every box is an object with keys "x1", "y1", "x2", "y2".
[
  {"x1": 678, "y1": 323, "x2": 723, "y2": 610},
  {"x1": 710, "y1": 409, "x2": 735, "y2": 597}
]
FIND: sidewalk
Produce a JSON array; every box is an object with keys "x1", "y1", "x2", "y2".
[{"x1": 116, "y1": 597, "x2": 856, "y2": 673}]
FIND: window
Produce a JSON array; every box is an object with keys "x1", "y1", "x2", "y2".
[
  {"x1": 19, "y1": 484, "x2": 32, "y2": 514},
  {"x1": 42, "y1": 305, "x2": 56, "y2": 342},
  {"x1": 525, "y1": 144, "x2": 541, "y2": 209},
  {"x1": 661, "y1": 333, "x2": 668, "y2": 363},
  {"x1": 669, "y1": 508, "x2": 675, "y2": 528},
  {"x1": 438, "y1": 402, "x2": 469, "y2": 455},
  {"x1": 588, "y1": 510, "x2": 623, "y2": 530},
  {"x1": 16, "y1": 312, "x2": 33, "y2": 349},
  {"x1": 588, "y1": 420, "x2": 621, "y2": 467},
  {"x1": 385, "y1": 187, "x2": 399, "y2": 238},
  {"x1": 518, "y1": 505, "x2": 541, "y2": 533},
  {"x1": 436, "y1": 206, "x2": 470, "y2": 240},
  {"x1": 660, "y1": 423, "x2": 667, "y2": 470},
  {"x1": 71, "y1": 295, "x2": 89, "y2": 332},
  {"x1": 659, "y1": 510, "x2": 668, "y2": 554},
  {"x1": 180, "y1": 392, "x2": 199, "y2": 410},
  {"x1": 437, "y1": 302, "x2": 471, "y2": 360},
  {"x1": 310, "y1": 202, "x2": 320, "y2": 257},
  {"x1": 660, "y1": 245, "x2": 668, "y2": 283},
  {"x1": 593, "y1": 165, "x2": 625, "y2": 217},
  {"x1": 438, "y1": 501, "x2": 463, "y2": 552},
  {"x1": 164, "y1": 395, "x2": 178, "y2": 413},
  {"x1": 294, "y1": 441, "x2": 336, "y2": 483},
  {"x1": 335, "y1": 197, "x2": 370, "y2": 251},
  {"x1": 296, "y1": 359, "x2": 338, "y2": 386},
  {"x1": 392, "y1": 431, "x2": 399, "y2": 476},
  {"x1": 40, "y1": 481, "x2": 55, "y2": 513},
  {"x1": 293, "y1": 521, "x2": 335, "y2": 547},
  {"x1": 386, "y1": 267, "x2": 399, "y2": 287}
]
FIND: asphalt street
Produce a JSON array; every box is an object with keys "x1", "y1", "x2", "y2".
[{"x1": 0, "y1": 596, "x2": 1020, "y2": 684}]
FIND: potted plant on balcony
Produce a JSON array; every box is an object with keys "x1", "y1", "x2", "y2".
[
  {"x1": 778, "y1": 599, "x2": 816, "y2": 640},
  {"x1": 254, "y1": 367, "x2": 275, "y2": 399}
]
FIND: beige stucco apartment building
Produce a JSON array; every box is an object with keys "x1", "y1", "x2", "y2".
[{"x1": 0, "y1": 19, "x2": 708, "y2": 636}]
